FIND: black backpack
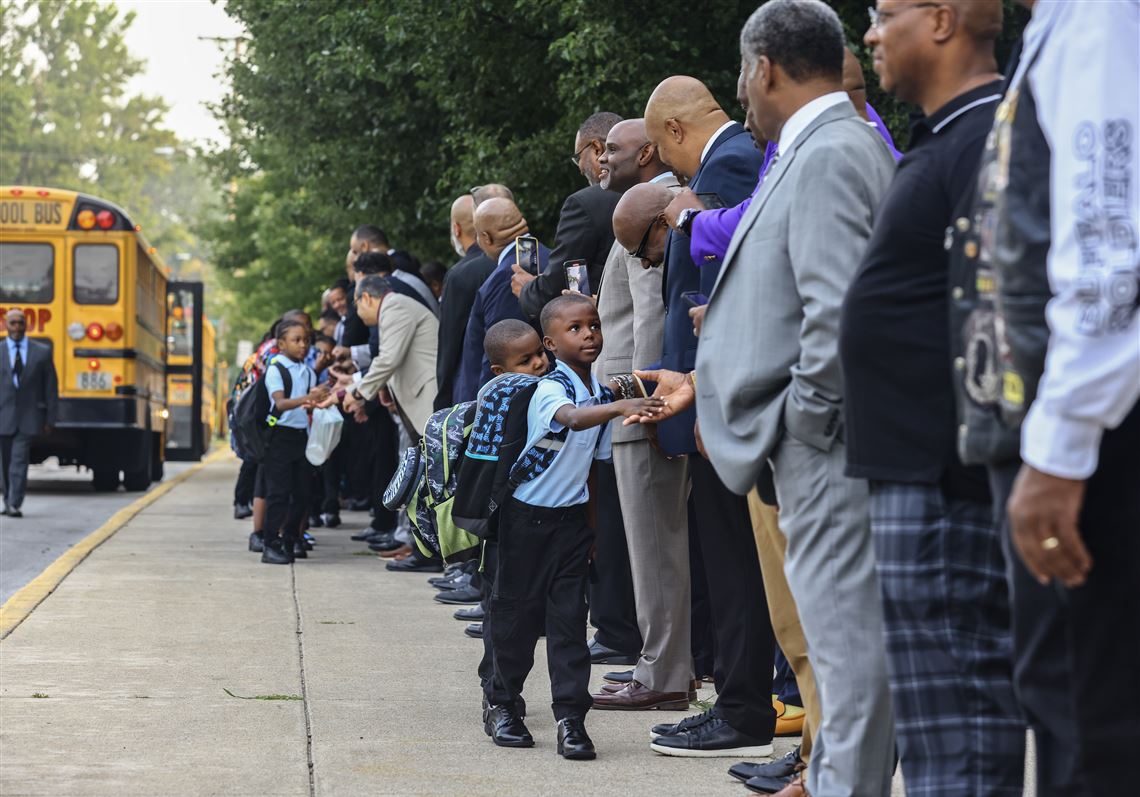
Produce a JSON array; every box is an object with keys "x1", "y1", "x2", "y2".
[{"x1": 230, "y1": 359, "x2": 292, "y2": 464}]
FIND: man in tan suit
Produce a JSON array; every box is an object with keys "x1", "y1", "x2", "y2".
[
  {"x1": 588, "y1": 132, "x2": 692, "y2": 710},
  {"x1": 344, "y1": 274, "x2": 439, "y2": 438}
]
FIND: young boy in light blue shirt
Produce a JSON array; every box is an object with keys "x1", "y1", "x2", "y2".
[{"x1": 483, "y1": 294, "x2": 661, "y2": 760}]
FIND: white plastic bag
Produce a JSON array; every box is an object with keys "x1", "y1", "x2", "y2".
[{"x1": 305, "y1": 406, "x2": 344, "y2": 466}]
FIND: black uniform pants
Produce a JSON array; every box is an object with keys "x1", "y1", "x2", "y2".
[
  {"x1": 233, "y1": 457, "x2": 258, "y2": 506},
  {"x1": 992, "y1": 402, "x2": 1140, "y2": 796},
  {"x1": 588, "y1": 461, "x2": 642, "y2": 655},
  {"x1": 689, "y1": 455, "x2": 777, "y2": 741},
  {"x1": 488, "y1": 499, "x2": 593, "y2": 721},
  {"x1": 368, "y1": 406, "x2": 398, "y2": 532},
  {"x1": 262, "y1": 427, "x2": 311, "y2": 543}
]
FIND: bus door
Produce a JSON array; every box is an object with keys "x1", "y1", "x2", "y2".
[{"x1": 165, "y1": 281, "x2": 205, "y2": 460}]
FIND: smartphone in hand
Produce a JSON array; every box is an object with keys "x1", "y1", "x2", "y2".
[
  {"x1": 516, "y1": 235, "x2": 539, "y2": 275},
  {"x1": 681, "y1": 290, "x2": 709, "y2": 308},
  {"x1": 564, "y1": 260, "x2": 590, "y2": 295}
]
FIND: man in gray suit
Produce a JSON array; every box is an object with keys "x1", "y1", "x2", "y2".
[
  {"x1": 587, "y1": 123, "x2": 693, "y2": 711},
  {"x1": 1, "y1": 309, "x2": 59, "y2": 518},
  {"x1": 697, "y1": 2, "x2": 896, "y2": 794}
]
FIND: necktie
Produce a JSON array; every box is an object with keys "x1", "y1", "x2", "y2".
[{"x1": 13, "y1": 344, "x2": 23, "y2": 388}]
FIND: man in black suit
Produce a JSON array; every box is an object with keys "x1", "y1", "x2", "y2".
[
  {"x1": 1, "y1": 309, "x2": 58, "y2": 517},
  {"x1": 640, "y1": 76, "x2": 777, "y2": 759},
  {"x1": 514, "y1": 112, "x2": 623, "y2": 319},
  {"x1": 434, "y1": 193, "x2": 497, "y2": 410}
]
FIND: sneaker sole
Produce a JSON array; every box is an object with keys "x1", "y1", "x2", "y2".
[
  {"x1": 648, "y1": 741, "x2": 774, "y2": 759},
  {"x1": 592, "y1": 699, "x2": 690, "y2": 711}
]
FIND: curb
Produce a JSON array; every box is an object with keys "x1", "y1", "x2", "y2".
[{"x1": 0, "y1": 448, "x2": 233, "y2": 640}]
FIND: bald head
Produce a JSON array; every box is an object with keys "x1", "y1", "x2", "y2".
[
  {"x1": 599, "y1": 118, "x2": 667, "y2": 193},
  {"x1": 644, "y1": 76, "x2": 731, "y2": 182},
  {"x1": 449, "y1": 194, "x2": 476, "y2": 254},
  {"x1": 864, "y1": 0, "x2": 1002, "y2": 115},
  {"x1": 473, "y1": 197, "x2": 528, "y2": 259},
  {"x1": 613, "y1": 183, "x2": 674, "y2": 268},
  {"x1": 5, "y1": 307, "x2": 26, "y2": 340}
]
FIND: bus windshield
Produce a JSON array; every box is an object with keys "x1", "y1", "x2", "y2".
[{"x1": 0, "y1": 242, "x2": 54, "y2": 302}]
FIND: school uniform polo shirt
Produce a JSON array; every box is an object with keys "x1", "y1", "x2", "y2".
[
  {"x1": 512, "y1": 360, "x2": 612, "y2": 508},
  {"x1": 264, "y1": 355, "x2": 315, "y2": 430}
]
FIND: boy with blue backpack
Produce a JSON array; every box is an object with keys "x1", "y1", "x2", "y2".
[{"x1": 479, "y1": 294, "x2": 662, "y2": 760}]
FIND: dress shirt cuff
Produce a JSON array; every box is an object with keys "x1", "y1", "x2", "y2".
[{"x1": 1021, "y1": 403, "x2": 1103, "y2": 481}]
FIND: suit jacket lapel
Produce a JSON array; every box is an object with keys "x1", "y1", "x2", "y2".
[{"x1": 712, "y1": 102, "x2": 858, "y2": 296}]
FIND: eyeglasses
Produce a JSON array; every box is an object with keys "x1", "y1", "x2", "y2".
[
  {"x1": 627, "y1": 214, "x2": 662, "y2": 260},
  {"x1": 867, "y1": 3, "x2": 942, "y2": 30},
  {"x1": 569, "y1": 142, "x2": 594, "y2": 168}
]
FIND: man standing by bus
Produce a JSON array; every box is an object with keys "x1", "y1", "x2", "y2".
[{"x1": 1, "y1": 308, "x2": 58, "y2": 517}]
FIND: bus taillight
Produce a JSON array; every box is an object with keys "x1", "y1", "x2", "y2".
[
  {"x1": 96, "y1": 210, "x2": 114, "y2": 230},
  {"x1": 88, "y1": 359, "x2": 101, "y2": 371},
  {"x1": 76, "y1": 209, "x2": 96, "y2": 229},
  {"x1": 86, "y1": 322, "x2": 105, "y2": 341},
  {"x1": 106, "y1": 322, "x2": 123, "y2": 341}
]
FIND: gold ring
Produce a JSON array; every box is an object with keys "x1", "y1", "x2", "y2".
[{"x1": 1041, "y1": 536, "x2": 1061, "y2": 551}]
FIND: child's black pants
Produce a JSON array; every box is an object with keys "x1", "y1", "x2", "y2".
[
  {"x1": 488, "y1": 498, "x2": 593, "y2": 721},
  {"x1": 262, "y1": 427, "x2": 311, "y2": 542}
]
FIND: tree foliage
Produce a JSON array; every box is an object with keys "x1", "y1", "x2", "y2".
[{"x1": 208, "y1": 0, "x2": 1027, "y2": 335}]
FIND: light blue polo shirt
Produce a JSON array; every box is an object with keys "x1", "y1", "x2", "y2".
[
  {"x1": 264, "y1": 354, "x2": 315, "y2": 430},
  {"x1": 512, "y1": 359, "x2": 613, "y2": 508}
]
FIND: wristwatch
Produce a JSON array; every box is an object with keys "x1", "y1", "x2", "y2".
[{"x1": 677, "y1": 207, "x2": 701, "y2": 236}]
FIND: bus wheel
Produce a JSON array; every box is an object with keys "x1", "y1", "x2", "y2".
[
  {"x1": 123, "y1": 441, "x2": 152, "y2": 492},
  {"x1": 92, "y1": 468, "x2": 120, "y2": 492}
]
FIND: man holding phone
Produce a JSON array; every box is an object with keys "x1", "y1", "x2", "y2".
[{"x1": 455, "y1": 198, "x2": 550, "y2": 402}]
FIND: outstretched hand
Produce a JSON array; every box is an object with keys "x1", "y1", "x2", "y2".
[{"x1": 622, "y1": 369, "x2": 695, "y2": 425}]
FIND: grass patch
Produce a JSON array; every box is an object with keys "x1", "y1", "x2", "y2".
[
  {"x1": 223, "y1": 687, "x2": 302, "y2": 701},
  {"x1": 692, "y1": 697, "x2": 716, "y2": 711},
  {"x1": 31, "y1": 693, "x2": 49, "y2": 699}
]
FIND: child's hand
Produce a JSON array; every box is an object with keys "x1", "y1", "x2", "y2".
[
  {"x1": 616, "y1": 396, "x2": 665, "y2": 419},
  {"x1": 307, "y1": 385, "x2": 330, "y2": 402}
]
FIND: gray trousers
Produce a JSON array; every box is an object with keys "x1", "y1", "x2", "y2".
[
  {"x1": 769, "y1": 434, "x2": 894, "y2": 797},
  {"x1": 1, "y1": 432, "x2": 33, "y2": 510},
  {"x1": 612, "y1": 438, "x2": 692, "y2": 693}
]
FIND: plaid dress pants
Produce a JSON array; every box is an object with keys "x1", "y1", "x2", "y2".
[{"x1": 870, "y1": 482, "x2": 1025, "y2": 796}]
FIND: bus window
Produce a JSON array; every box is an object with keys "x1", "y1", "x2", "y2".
[
  {"x1": 0, "y1": 242, "x2": 54, "y2": 302},
  {"x1": 73, "y1": 244, "x2": 119, "y2": 304},
  {"x1": 168, "y1": 288, "x2": 195, "y2": 358}
]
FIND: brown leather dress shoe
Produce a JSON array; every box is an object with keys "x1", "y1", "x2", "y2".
[
  {"x1": 766, "y1": 775, "x2": 809, "y2": 797},
  {"x1": 600, "y1": 679, "x2": 702, "y2": 694},
  {"x1": 591, "y1": 680, "x2": 691, "y2": 711},
  {"x1": 378, "y1": 544, "x2": 412, "y2": 559}
]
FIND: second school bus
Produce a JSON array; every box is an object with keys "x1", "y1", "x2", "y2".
[{"x1": 0, "y1": 186, "x2": 168, "y2": 491}]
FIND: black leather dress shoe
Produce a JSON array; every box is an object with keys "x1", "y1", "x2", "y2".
[
  {"x1": 248, "y1": 531, "x2": 264, "y2": 553},
  {"x1": 588, "y1": 636, "x2": 638, "y2": 665},
  {"x1": 602, "y1": 669, "x2": 634, "y2": 684},
  {"x1": 432, "y1": 571, "x2": 471, "y2": 591},
  {"x1": 233, "y1": 503, "x2": 253, "y2": 520},
  {"x1": 346, "y1": 498, "x2": 371, "y2": 512},
  {"x1": 744, "y1": 773, "x2": 797, "y2": 794},
  {"x1": 386, "y1": 550, "x2": 443, "y2": 573},
  {"x1": 6, "y1": 507, "x2": 22, "y2": 518},
  {"x1": 261, "y1": 538, "x2": 294, "y2": 565},
  {"x1": 434, "y1": 583, "x2": 482, "y2": 605},
  {"x1": 320, "y1": 513, "x2": 341, "y2": 528},
  {"x1": 368, "y1": 536, "x2": 404, "y2": 552},
  {"x1": 308, "y1": 514, "x2": 324, "y2": 529},
  {"x1": 557, "y1": 717, "x2": 596, "y2": 760},
  {"x1": 464, "y1": 622, "x2": 483, "y2": 638},
  {"x1": 485, "y1": 705, "x2": 534, "y2": 748},
  {"x1": 729, "y1": 747, "x2": 803, "y2": 782},
  {"x1": 350, "y1": 528, "x2": 375, "y2": 541},
  {"x1": 292, "y1": 540, "x2": 308, "y2": 559},
  {"x1": 454, "y1": 605, "x2": 485, "y2": 621}
]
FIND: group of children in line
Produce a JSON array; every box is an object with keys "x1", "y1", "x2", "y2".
[{"x1": 248, "y1": 293, "x2": 661, "y2": 758}]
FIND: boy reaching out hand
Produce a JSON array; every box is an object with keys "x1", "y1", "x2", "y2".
[{"x1": 484, "y1": 294, "x2": 662, "y2": 760}]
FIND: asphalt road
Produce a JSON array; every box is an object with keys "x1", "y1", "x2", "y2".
[{"x1": 0, "y1": 458, "x2": 196, "y2": 603}]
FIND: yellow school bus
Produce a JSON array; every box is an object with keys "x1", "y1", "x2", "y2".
[
  {"x1": 0, "y1": 186, "x2": 168, "y2": 491},
  {"x1": 165, "y1": 282, "x2": 217, "y2": 460}
]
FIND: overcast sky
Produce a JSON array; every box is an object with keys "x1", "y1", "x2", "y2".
[{"x1": 115, "y1": 0, "x2": 244, "y2": 147}]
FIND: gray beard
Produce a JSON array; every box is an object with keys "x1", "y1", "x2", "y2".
[{"x1": 450, "y1": 231, "x2": 465, "y2": 257}]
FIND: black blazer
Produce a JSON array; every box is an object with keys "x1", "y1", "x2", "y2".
[
  {"x1": 434, "y1": 244, "x2": 496, "y2": 410},
  {"x1": 518, "y1": 184, "x2": 620, "y2": 319}
]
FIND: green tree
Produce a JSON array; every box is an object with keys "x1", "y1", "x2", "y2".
[{"x1": 207, "y1": 0, "x2": 1027, "y2": 335}]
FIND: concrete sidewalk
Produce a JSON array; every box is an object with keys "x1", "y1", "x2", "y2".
[{"x1": 0, "y1": 454, "x2": 800, "y2": 796}]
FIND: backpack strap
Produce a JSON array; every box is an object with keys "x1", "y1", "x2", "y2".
[{"x1": 266, "y1": 359, "x2": 294, "y2": 428}]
